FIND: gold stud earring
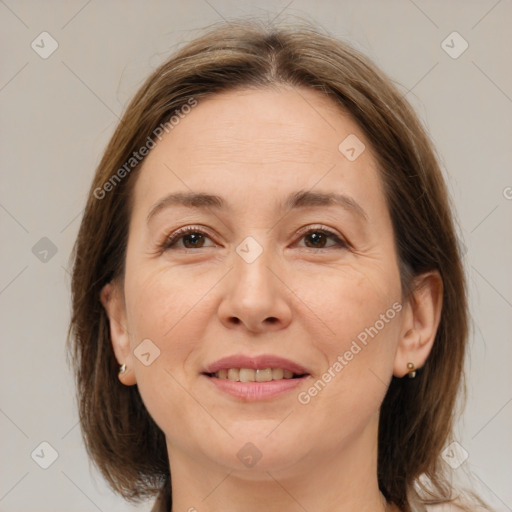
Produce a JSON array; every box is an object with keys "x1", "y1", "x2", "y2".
[
  {"x1": 407, "y1": 362, "x2": 416, "y2": 378},
  {"x1": 119, "y1": 363, "x2": 127, "y2": 374}
]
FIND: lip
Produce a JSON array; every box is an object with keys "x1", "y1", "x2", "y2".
[
  {"x1": 203, "y1": 354, "x2": 310, "y2": 375},
  {"x1": 202, "y1": 354, "x2": 311, "y2": 401},
  {"x1": 204, "y1": 375, "x2": 308, "y2": 401}
]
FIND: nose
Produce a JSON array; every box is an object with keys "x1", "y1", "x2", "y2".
[{"x1": 217, "y1": 242, "x2": 293, "y2": 334}]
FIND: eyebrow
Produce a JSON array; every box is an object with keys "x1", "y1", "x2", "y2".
[{"x1": 147, "y1": 189, "x2": 368, "y2": 223}]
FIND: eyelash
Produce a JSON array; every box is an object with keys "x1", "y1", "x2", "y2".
[{"x1": 161, "y1": 225, "x2": 349, "y2": 251}]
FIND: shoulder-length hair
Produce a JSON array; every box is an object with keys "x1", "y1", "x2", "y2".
[{"x1": 68, "y1": 18, "x2": 478, "y2": 512}]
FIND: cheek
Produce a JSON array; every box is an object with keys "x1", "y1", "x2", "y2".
[
  {"x1": 121, "y1": 229, "x2": 224, "y2": 436},
  {"x1": 126, "y1": 263, "x2": 196, "y2": 334},
  {"x1": 296, "y1": 261, "x2": 402, "y2": 351},
  {"x1": 122, "y1": 267, "x2": 212, "y2": 437},
  {"x1": 295, "y1": 263, "x2": 402, "y2": 407}
]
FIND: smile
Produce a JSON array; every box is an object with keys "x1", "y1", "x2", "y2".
[{"x1": 206, "y1": 368, "x2": 305, "y2": 381}]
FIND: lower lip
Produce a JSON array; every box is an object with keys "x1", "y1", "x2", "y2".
[{"x1": 204, "y1": 374, "x2": 308, "y2": 401}]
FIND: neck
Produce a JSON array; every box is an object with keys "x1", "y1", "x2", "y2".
[{"x1": 166, "y1": 415, "x2": 398, "y2": 512}]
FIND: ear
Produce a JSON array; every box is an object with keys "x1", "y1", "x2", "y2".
[
  {"x1": 393, "y1": 271, "x2": 443, "y2": 378},
  {"x1": 100, "y1": 281, "x2": 137, "y2": 386}
]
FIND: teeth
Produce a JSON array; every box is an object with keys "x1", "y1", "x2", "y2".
[
  {"x1": 227, "y1": 368, "x2": 239, "y2": 381},
  {"x1": 239, "y1": 368, "x2": 255, "y2": 382},
  {"x1": 272, "y1": 368, "x2": 284, "y2": 380},
  {"x1": 256, "y1": 368, "x2": 272, "y2": 382},
  {"x1": 213, "y1": 368, "x2": 301, "y2": 381}
]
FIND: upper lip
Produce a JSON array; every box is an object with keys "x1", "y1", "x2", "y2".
[{"x1": 203, "y1": 354, "x2": 310, "y2": 375}]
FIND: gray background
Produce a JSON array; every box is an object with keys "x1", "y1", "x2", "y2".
[{"x1": 0, "y1": 1, "x2": 511, "y2": 511}]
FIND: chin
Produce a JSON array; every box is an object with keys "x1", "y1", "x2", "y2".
[{"x1": 196, "y1": 424, "x2": 312, "y2": 475}]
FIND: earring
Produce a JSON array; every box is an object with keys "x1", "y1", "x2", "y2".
[
  {"x1": 119, "y1": 363, "x2": 127, "y2": 374},
  {"x1": 407, "y1": 362, "x2": 416, "y2": 378}
]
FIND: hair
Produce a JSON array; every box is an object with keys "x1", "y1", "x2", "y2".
[{"x1": 68, "y1": 17, "x2": 486, "y2": 512}]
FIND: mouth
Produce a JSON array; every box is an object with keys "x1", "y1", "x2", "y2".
[
  {"x1": 203, "y1": 368, "x2": 308, "y2": 381},
  {"x1": 201, "y1": 354, "x2": 311, "y2": 400}
]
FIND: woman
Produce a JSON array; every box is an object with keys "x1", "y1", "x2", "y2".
[{"x1": 68, "y1": 19, "x2": 489, "y2": 512}]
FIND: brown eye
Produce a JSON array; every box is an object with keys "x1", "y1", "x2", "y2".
[
  {"x1": 181, "y1": 232, "x2": 206, "y2": 248},
  {"x1": 163, "y1": 227, "x2": 214, "y2": 250},
  {"x1": 299, "y1": 228, "x2": 348, "y2": 250},
  {"x1": 304, "y1": 231, "x2": 329, "y2": 248}
]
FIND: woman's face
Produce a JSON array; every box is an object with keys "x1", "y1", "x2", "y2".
[{"x1": 108, "y1": 86, "x2": 410, "y2": 476}]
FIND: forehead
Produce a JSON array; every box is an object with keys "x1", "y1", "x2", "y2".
[
  {"x1": 155, "y1": 86, "x2": 363, "y2": 160},
  {"x1": 132, "y1": 86, "x2": 383, "y2": 214}
]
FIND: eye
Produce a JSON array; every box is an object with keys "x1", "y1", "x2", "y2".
[
  {"x1": 161, "y1": 225, "x2": 348, "y2": 251},
  {"x1": 162, "y1": 226, "x2": 215, "y2": 250},
  {"x1": 296, "y1": 226, "x2": 348, "y2": 250}
]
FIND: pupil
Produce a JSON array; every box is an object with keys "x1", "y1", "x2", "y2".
[
  {"x1": 185, "y1": 233, "x2": 203, "y2": 248},
  {"x1": 307, "y1": 232, "x2": 325, "y2": 248}
]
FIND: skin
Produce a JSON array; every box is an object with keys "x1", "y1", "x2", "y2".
[{"x1": 101, "y1": 86, "x2": 442, "y2": 512}]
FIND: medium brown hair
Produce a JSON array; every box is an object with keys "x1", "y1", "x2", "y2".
[{"x1": 68, "y1": 18, "x2": 481, "y2": 511}]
